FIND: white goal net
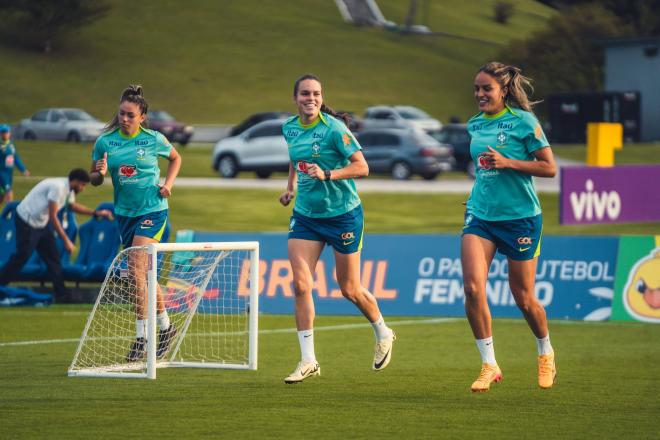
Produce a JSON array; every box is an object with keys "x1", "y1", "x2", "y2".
[{"x1": 68, "y1": 242, "x2": 259, "y2": 379}]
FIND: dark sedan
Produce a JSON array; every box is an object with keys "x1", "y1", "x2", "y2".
[
  {"x1": 356, "y1": 128, "x2": 454, "y2": 180},
  {"x1": 430, "y1": 123, "x2": 474, "y2": 178},
  {"x1": 146, "y1": 110, "x2": 194, "y2": 146}
]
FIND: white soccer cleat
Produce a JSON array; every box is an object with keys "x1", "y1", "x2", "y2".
[
  {"x1": 284, "y1": 361, "x2": 321, "y2": 384},
  {"x1": 373, "y1": 330, "x2": 396, "y2": 371}
]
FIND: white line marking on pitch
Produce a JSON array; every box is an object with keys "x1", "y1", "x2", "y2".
[{"x1": 0, "y1": 318, "x2": 459, "y2": 348}]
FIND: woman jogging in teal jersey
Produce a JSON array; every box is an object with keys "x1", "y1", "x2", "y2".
[
  {"x1": 279, "y1": 74, "x2": 395, "y2": 384},
  {"x1": 0, "y1": 124, "x2": 30, "y2": 208},
  {"x1": 90, "y1": 85, "x2": 182, "y2": 362},
  {"x1": 461, "y1": 62, "x2": 557, "y2": 392}
]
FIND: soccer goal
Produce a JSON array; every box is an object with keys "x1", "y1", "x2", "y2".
[{"x1": 68, "y1": 241, "x2": 259, "y2": 379}]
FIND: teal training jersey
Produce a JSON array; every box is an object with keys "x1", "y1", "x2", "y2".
[
  {"x1": 282, "y1": 112, "x2": 361, "y2": 218},
  {"x1": 93, "y1": 127, "x2": 173, "y2": 217},
  {"x1": 466, "y1": 106, "x2": 549, "y2": 221}
]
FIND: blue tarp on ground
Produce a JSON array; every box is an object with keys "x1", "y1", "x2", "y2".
[{"x1": 0, "y1": 286, "x2": 52, "y2": 307}]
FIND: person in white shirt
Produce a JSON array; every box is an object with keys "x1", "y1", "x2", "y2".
[{"x1": 0, "y1": 168, "x2": 112, "y2": 299}]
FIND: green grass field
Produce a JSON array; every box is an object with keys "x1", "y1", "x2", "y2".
[
  {"x1": 1, "y1": 307, "x2": 659, "y2": 439},
  {"x1": 0, "y1": 0, "x2": 553, "y2": 125}
]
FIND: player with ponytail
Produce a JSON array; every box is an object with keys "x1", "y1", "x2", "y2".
[
  {"x1": 461, "y1": 62, "x2": 558, "y2": 392},
  {"x1": 91, "y1": 84, "x2": 182, "y2": 362}
]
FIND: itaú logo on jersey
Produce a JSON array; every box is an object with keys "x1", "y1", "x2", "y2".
[{"x1": 570, "y1": 179, "x2": 621, "y2": 221}]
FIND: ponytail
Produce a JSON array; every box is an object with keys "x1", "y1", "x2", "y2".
[{"x1": 103, "y1": 84, "x2": 149, "y2": 133}]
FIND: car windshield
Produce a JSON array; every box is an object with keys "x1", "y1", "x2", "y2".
[
  {"x1": 63, "y1": 110, "x2": 96, "y2": 121},
  {"x1": 411, "y1": 130, "x2": 440, "y2": 146},
  {"x1": 150, "y1": 111, "x2": 175, "y2": 121},
  {"x1": 395, "y1": 107, "x2": 431, "y2": 120}
]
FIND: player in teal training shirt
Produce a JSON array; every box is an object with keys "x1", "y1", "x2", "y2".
[
  {"x1": 91, "y1": 85, "x2": 182, "y2": 363},
  {"x1": 0, "y1": 124, "x2": 30, "y2": 208},
  {"x1": 279, "y1": 75, "x2": 395, "y2": 384},
  {"x1": 461, "y1": 63, "x2": 558, "y2": 392}
]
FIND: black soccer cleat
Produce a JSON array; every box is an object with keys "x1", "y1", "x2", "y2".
[
  {"x1": 126, "y1": 337, "x2": 146, "y2": 362},
  {"x1": 156, "y1": 325, "x2": 177, "y2": 359}
]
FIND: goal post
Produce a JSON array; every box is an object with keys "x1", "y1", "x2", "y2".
[{"x1": 68, "y1": 241, "x2": 259, "y2": 379}]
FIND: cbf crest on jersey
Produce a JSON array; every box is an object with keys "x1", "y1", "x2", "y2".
[
  {"x1": 497, "y1": 131, "x2": 507, "y2": 145},
  {"x1": 312, "y1": 143, "x2": 321, "y2": 158},
  {"x1": 136, "y1": 148, "x2": 146, "y2": 160}
]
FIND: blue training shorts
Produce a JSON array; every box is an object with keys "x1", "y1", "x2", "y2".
[
  {"x1": 288, "y1": 205, "x2": 364, "y2": 254},
  {"x1": 116, "y1": 209, "x2": 168, "y2": 247},
  {"x1": 462, "y1": 210, "x2": 542, "y2": 261}
]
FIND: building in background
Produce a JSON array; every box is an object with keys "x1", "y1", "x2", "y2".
[{"x1": 602, "y1": 37, "x2": 660, "y2": 142}]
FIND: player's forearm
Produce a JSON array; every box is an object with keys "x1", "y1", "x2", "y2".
[
  {"x1": 327, "y1": 160, "x2": 368, "y2": 180},
  {"x1": 163, "y1": 155, "x2": 182, "y2": 190},
  {"x1": 506, "y1": 159, "x2": 556, "y2": 178},
  {"x1": 69, "y1": 202, "x2": 94, "y2": 216},
  {"x1": 286, "y1": 162, "x2": 296, "y2": 192}
]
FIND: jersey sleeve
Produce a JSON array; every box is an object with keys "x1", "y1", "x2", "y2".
[
  {"x1": 331, "y1": 122, "x2": 361, "y2": 158},
  {"x1": 92, "y1": 137, "x2": 106, "y2": 161},
  {"x1": 522, "y1": 113, "x2": 549, "y2": 153},
  {"x1": 155, "y1": 132, "x2": 174, "y2": 158},
  {"x1": 13, "y1": 148, "x2": 27, "y2": 173}
]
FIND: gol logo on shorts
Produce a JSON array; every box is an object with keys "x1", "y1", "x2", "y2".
[
  {"x1": 341, "y1": 232, "x2": 355, "y2": 240},
  {"x1": 517, "y1": 236, "x2": 532, "y2": 245},
  {"x1": 141, "y1": 219, "x2": 154, "y2": 227}
]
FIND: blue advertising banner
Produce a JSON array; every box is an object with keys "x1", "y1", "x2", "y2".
[{"x1": 191, "y1": 232, "x2": 619, "y2": 321}]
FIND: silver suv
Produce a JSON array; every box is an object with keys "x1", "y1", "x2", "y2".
[{"x1": 212, "y1": 119, "x2": 289, "y2": 178}]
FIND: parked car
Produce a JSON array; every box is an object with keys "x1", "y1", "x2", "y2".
[
  {"x1": 429, "y1": 123, "x2": 475, "y2": 178},
  {"x1": 335, "y1": 110, "x2": 363, "y2": 132},
  {"x1": 356, "y1": 128, "x2": 454, "y2": 180},
  {"x1": 362, "y1": 106, "x2": 442, "y2": 133},
  {"x1": 16, "y1": 108, "x2": 105, "y2": 142},
  {"x1": 146, "y1": 110, "x2": 194, "y2": 146},
  {"x1": 212, "y1": 119, "x2": 289, "y2": 178},
  {"x1": 228, "y1": 111, "x2": 293, "y2": 137}
]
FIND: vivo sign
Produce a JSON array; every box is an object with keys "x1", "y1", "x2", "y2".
[{"x1": 560, "y1": 165, "x2": 660, "y2": 225}]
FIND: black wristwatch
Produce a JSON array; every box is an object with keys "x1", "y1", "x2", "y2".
[{"x1": 324, "y1": 169, "x2": 332, "y2": 181}]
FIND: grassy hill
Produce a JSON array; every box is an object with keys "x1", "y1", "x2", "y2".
[{"x1": 0, "y1": 0, "x2": 553, "y2": 125}]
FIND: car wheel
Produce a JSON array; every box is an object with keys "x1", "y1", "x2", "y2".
[
  {"x1": 467, "y1": 161, "x2": 476, "y2": 179},
  {"x1": 67, "y1": 131, "x2": 81, "y2": 142},
  {"x1": 255, "y1": 170, "x2": 272, "y2": 179},
  {"x1": 391, "y1": 161, "x2": 412, "y2": 180},
  {"x1": 218, "y1": 155, "x2": 238, "y2": 178},
  {"x1": 24, "y1": 131, "x2": 37, "y2": 140},
  {"x1": 421, "y1": 172, "x2": 439, "y2": 180}
]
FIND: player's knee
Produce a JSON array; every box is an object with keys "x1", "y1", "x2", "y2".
[
  {"x1": 463, "y1": 281, "x2": 483, "y2": 301},
  {"x1": 514, "y1": 292, "x2": 537, "y2": 314},
  {"x1": 339, "y1": 282, "x2": 362, "y2": 303},
  {"x1": 292, "y1": 279, "x2": 312, "y2": 297}
]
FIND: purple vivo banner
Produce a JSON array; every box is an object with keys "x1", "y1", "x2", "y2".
[{"x1": 560, "y1": 165, "x2": 660, "y2": 225}]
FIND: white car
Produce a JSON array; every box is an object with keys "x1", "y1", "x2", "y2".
[
  {"x1": 211, "y1": 119, "x2": 289, "y2": 178},
  {"x1": 362, "y1": 105, "x2": 442, "y2": 133},
  {"x1": 16, "y1": 108, "x2": 105, "y2": 142}
]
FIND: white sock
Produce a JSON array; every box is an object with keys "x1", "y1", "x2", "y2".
[
  {"x1": 297, "y1": 330, "x2": 316, "y2": 363},
  {"x1": 136, "y1": 319, "x2": 146, "y2": 339},
  {"x1": 536, "y1": 334, "x2": 553, "y2": 355},
  {"x1": 157, "y1": 311, "x2": 171, "y2": 331},
  {"x1": 371, "y1": 315, "x2": 392, "y2": 342},
  {"x1": 476, "y1": 337, "x2": 497, "y2": 365}
]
